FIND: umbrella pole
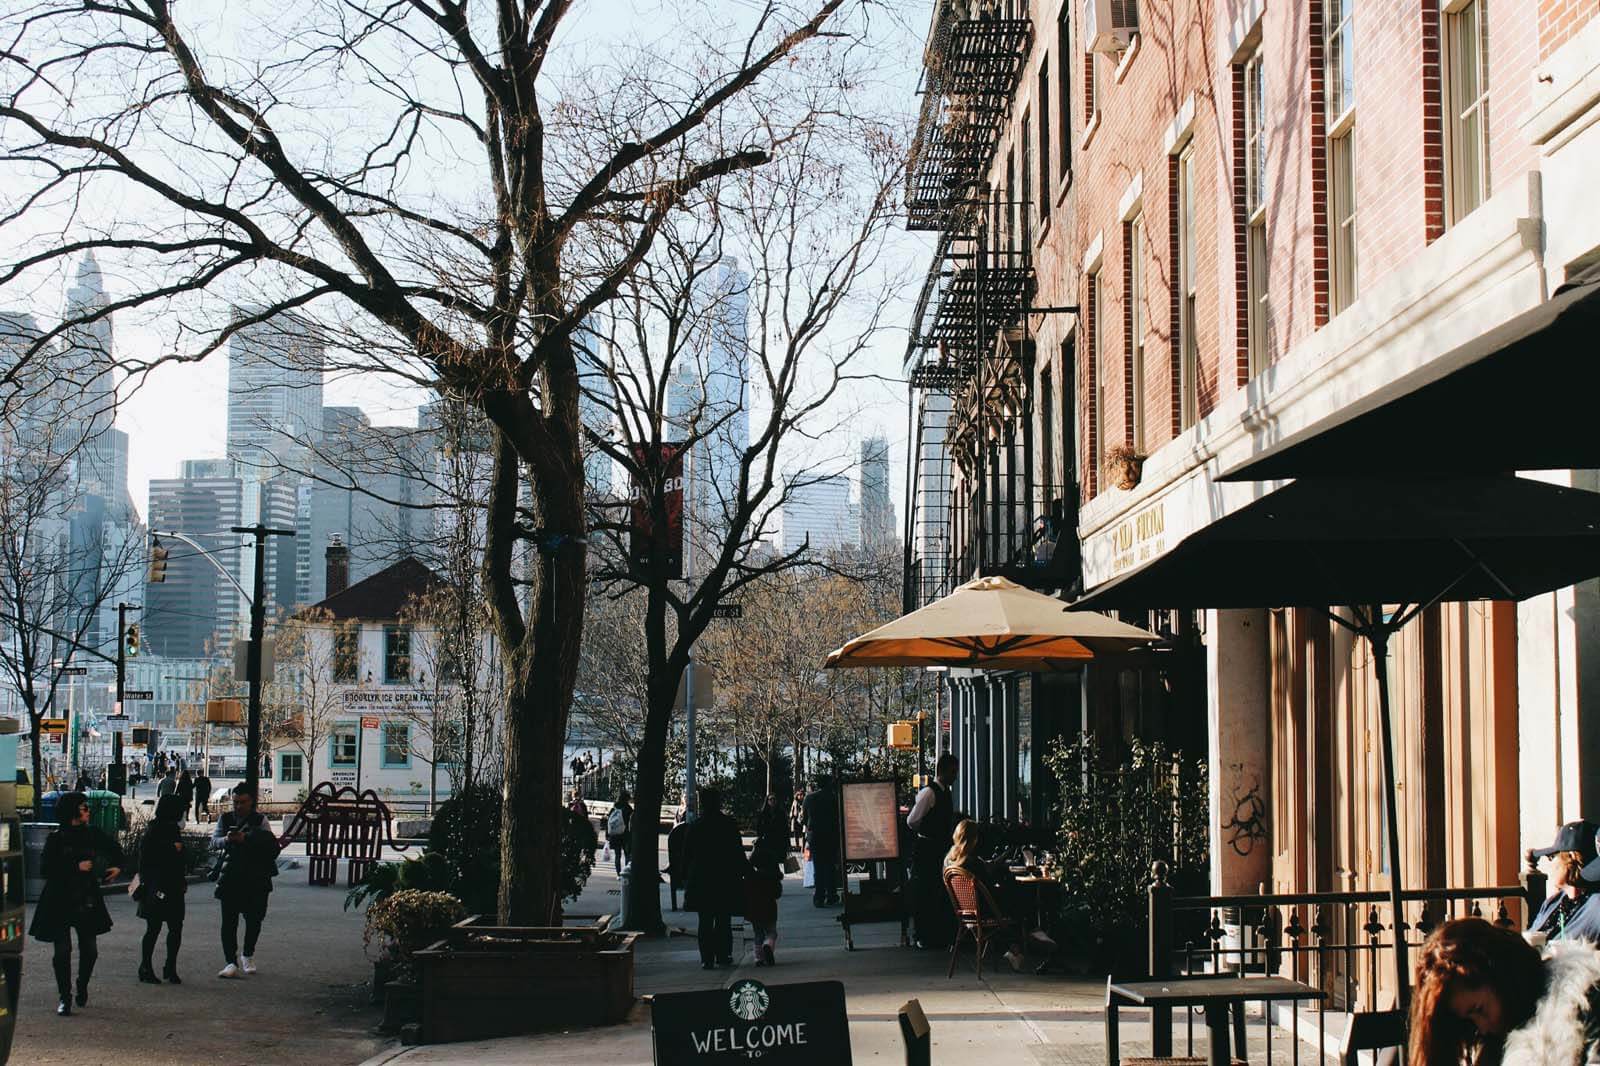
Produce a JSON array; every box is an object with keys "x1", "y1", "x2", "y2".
[{"x1": 1367, "y1": 623, "x2": 1411, "y2": 1013}]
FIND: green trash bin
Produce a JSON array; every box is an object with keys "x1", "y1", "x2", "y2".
[{"x1": 82, "y1": 790, "x2": 123, "y2": 835}]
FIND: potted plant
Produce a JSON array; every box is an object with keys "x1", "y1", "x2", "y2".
[
  {"x1": 1104, "y1": 444, "x2": 1145, "y2": 491},
  {"x1": 364, "y1": 889, "x2": 467, "y2": 1030}
]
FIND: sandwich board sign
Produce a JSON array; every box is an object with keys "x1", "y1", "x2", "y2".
[{"x1": 651, "y1": 979, "x2": 850, "y2": 1064}]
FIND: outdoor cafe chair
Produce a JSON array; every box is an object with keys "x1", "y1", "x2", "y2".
[{"x1": 942, "y1": 865, "x2": 1018, "y2": 979}]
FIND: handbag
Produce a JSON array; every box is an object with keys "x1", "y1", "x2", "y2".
[
  {"x1": 127, "y1": 873, "x2": 143, "y2": 901},
  {"x1": 783, "y1": 854, "x2": 801, "y2": 875}
]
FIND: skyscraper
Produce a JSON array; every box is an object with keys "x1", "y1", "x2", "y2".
[
  {"x1": 859, "y1": 436, "x2": 895, "y2": 552},
  {"x1": 666, "y1": 258, "x2": 750, "y2": 553},
  {"x1": 574, "y1": 321, "x2": 615, "y2": 498},
  {"x1": 145, "y1": 469, "x2": 245, "y2": 658},
  {"x1": 780, "y1": 475, "x2": 856, "y2": 555},
  {"x1": 226, "y1": 310, "x2": 324, "y2": 473}
]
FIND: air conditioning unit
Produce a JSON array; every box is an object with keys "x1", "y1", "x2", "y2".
[{"x1": 1085, "y1": 0, "x2": 1139, "y2": 54}]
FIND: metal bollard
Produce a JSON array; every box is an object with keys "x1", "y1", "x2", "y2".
[{"x1": 619, "y1": 861, "x2": 631, "y2": 929}]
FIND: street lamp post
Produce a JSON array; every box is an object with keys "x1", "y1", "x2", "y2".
[{"x1": 231, "y1": 524, "x2": 295, "y2": 794}]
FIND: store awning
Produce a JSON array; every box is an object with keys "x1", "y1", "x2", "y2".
[
  {"x1": 825, "y1": 575, "x2": 1156, "y2": 672},
  {"x1": 1218, "y1": 272, "x2": 1600, "y2": 482},
  {"x1": 1072, "y1": 475, "x2": 1600, "y2": 613}
]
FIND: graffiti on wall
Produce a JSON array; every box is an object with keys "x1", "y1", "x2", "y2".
[{"x1": 1222, "y1": 764, "x2": 1268, "y2": 857}]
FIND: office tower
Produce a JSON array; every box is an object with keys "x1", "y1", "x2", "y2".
[
  {"x1": 859, "y1": 436, "x2": 895, "y2": 552},
  {"x1": 145, "y1": 470, "x2": 246, "y2": 658},
  {"x1": 780, "y1": 475, "x2": 855, "y2": 554},
  {"x1": 574, "y1": 321, "x2": 615, "y2": 497},
  {"x1": 226, "y1": 309, "x2": 324, "y2": 473},
  {"x1": 666, "y1": 258, "x2": 750, "y2": 550}
]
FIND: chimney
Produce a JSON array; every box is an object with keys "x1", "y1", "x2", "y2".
[{"x1": 325, "y1": 535, "x2": 349, "y2": 597}]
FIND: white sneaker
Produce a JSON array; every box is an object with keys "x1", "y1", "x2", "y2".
[
  {"x1": 240, "y1": 956, "x2": 257, "y2": 975},
  {"x1": 218, "y1": 962, "x2": 241, "y2": 979}
]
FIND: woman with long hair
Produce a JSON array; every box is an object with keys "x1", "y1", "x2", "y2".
[
  {"x1": 943, "y1": 819, "x2": 1024, "y2": 973},
  {"x1": 29, "y1": 791, "x2": 124, "y2": 1016},
  {"x1": 1410, "y1": 917, "x2": 1600, "y2": 1065},
  {"x1": 137, "y1": 794, "x2": 189, "y2": 984}
]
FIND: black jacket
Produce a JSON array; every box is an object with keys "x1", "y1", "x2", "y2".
[
  {"x1": 682, "y1": 810, "x2": 745, "y2": 914},
  {"x1": 803, "y1": 788, "x2": 840, "y2": 860},
  {"x1": 29, "y1": 825, "x2": 124, "y2": 942},
  {"x1": 137, "y1": 817, "x2": 189, "y2": 921},
  {"x1": 212, "y1": 811, "x2": 278, "y2": 904}
]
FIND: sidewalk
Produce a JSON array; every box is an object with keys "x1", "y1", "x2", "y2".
[{"x1": 368, "y1": 854, "x2": 1129, "y2": 1066}]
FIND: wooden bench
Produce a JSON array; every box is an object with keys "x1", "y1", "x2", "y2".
[{"x1": 280, "y1": 781, "x2": 410, "y2": 886}]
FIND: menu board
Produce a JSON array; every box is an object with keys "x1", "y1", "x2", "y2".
[{"x1": 840, "y1": 781, "x2": 900, "y2": 862}]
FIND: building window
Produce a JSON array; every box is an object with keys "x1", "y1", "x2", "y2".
[
  {"x1": 1057, "y1": 10, "x2": 1073, "y2": 179},
  {"x1": 279, "y1": 752, "x2": 304, "y2": 784},
  {"x1": 1006, "y1": 149, "x2": 1018, "y2": 255},
  {"x1": 1176, "y1": 144, "x2": 1199, "y2": 429},
  {"x1": 383, "y1": 624, "x2": 411, "y2": 684},
  {"x1": 381, "y1": 723, "x2": 410, "y2": 769},
  {"x1": 1038, "y1": 61, "x2": 1051, "y2": 215},
  {"x1": 331, "y1": 726, "x2": 357, "y2": 767},
  {"x1": 1326, "y1": 0, "x2": 1355, "y2": 122},
  {"x1": 1085, "y1": 49, "x2": 1099, "y2": 127},
  {"x1": 1330, "y1": 129, "x2": 1358, "y2": 312},
  {"x1": 332, "y1": 624, "x2": 359, "y2": 683},
  {"x1": 1061, "y1": 337, "x2": 1078, "y2": 493},
  {"x1": 1090, "y1": 270, "x2": 1104, "y2": 489},
  {"x1": 1445, "y1": 0, "x2": 1489, "y2": 223},
  {"x1": 1021, "y1": 113, "x2": 1034, "y2": 248},
  {"x1": 1127, "y1": 213, "x2": 1146, "y2": 450},
  {"x1": 1244, "y1": 49, "x2": 1269, "y2": 376},
  {"x1": 1040, "y1": 363, "x2": 1055, "y2": 503}
]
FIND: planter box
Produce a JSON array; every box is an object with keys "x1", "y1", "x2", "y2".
[
  {"x1": 382, "y1": 980, "x2": 420, "y2": 1031},
  {"x1": 414, "y1": 916, "x2": 639, "y2": 1044}
]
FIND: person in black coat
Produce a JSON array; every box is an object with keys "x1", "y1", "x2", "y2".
[
  {"x1": 803, "y1": 776, "x2": 841, "y2": 906},
  {"x1": 137, "y1": 794, "x2": 189, "y2": 984},
  {"x1": 29, "y1": 791, "x2": 124, "y2": 1016},
  {"x1": 192, "y1": 771, "x2": 212, "y2": 822},
  {"x1": 212, "y1": 783, "x2": 280, "y2": 978},
  {"x1": 682, "y1": 788, "x2": 746, "y2": 970}
]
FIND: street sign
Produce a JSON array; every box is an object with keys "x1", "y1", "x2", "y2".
[
  {"x1": 40, "y1": 718, "x2": 67, "y2": 734},
  {"x1": 105, "y1": 714, "x2": 130, "y2": 721},
  {"x1": 651, "y1": 979, "x2": 850, "y2": 1065},
  {"x1": 123, "y1": 690, "x2": 154, "y2": 701},
  {"x1": 711, "y1": 603, "x2": 743, "y2": 619},
  {"x1": 107, "y1": 718, "x2": 131, "y2": 734},
  {"x1": 361, "y1": 716, "x2": 381, "y2": 730},
  {"x1": 57, "y1": 666, "x2": 87, "y2": 676}
]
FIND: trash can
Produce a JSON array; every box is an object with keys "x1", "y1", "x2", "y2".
[
  {"x1": 82, "y1": 790, "x2": 122, "y2": 835},
  {"x1": 618, "y1": 861, "x2": 631, "y2": 930},
  {"x1": 23, "y1": 821, "x2": 54, "y2": 903},
  {"x1": 36, "y1": 791, "x2": 60, "y2": 826}
]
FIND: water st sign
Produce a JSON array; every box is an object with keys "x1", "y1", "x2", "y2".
[
  {"x1": 652, "y1": 979, "x2": 850, "y2": 1065},
  {"x1": 711, "y1": 603, "x2": 743, "y2": 620},
  {"x1": 123, "y1": 690, "x2": 154, "y2": 701}
]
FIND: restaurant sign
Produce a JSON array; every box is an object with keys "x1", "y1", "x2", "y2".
[
  {"x1": 652, "y1": 979, "x2": 850, "y2": 1064},
  {"x1": 340, "y1": 690, "x2": 447, "y2": 706},
  {"x1": 1081, "y1": 470, "x2": 1251, "y2": 589}
]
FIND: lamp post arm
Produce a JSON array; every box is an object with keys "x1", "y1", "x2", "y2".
[{"x1": 149, "y1": 529, "x2": 253, "y2": 604}]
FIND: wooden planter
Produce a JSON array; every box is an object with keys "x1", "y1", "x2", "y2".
[{"x1": 414, "y1": 917, "x2": 640, "y2": 1044}]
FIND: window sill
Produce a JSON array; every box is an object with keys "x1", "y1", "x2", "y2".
[
  {"x1": 1056, "y1": 171, "x2": 1074, "y2": 208},
  {"x1": 1082, "y1": 113, "x2": 1102, "y2": 151},
  {"x1": 1114, "y1": 36, "x2": 1141, "y2": 83},
  {"x1": 1034, "y1": 213, "x2": 1052, "y2": 246}
]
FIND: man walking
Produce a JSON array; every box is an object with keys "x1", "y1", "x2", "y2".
[
  {"x1": 212, "y1": 783, "x2": 278, "y2": 978},
  {"x1": 803, "y1": 775, "x2": 841, "y2": 907},
  {"x1": 907, "y1": 753, "x2": 959, "y2": 949},
  {"x1": 156, "y1": 768, "x2": 177, "y2": 801},
  {"x1": 193, "y1": 770, "x2": 212, "y2": 822}
]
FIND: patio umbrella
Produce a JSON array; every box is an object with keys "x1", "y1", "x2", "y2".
[
  {"x1": 1072, "y1": 473, "x2": 1600, "y2": 1005},
  {"x1": 824, "y1": 575, "x2": 1157, "y2": 672}
]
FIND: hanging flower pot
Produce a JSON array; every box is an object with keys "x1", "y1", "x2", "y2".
[{"x1": 1104, "y1": 445, "x2": 1145, "y2": 491}]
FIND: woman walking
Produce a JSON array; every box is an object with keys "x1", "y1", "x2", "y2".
[
  {"x1": 606, "y1": 790, "x2": 633, "y2": 877},
  {"x1": 746, "y1": 798, "x2": 787, "y2": 966},
  {"x1": 174, "y1": 770, "x2": 194, "y2": 823},
  {"x1": 789, "y1": 789, "x2": 805, "y2": 851},
  {"x1": 137, "y1": 794, "x2": 189, "y2": 984},
  {"x1": 29, "y1": 791, "x2": 123, "y2": 1016}
]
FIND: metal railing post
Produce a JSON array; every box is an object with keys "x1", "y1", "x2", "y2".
[
  {"x1": 1149, "y1": 860, "x2": 1173, "y2": 1057},
  {"x1": 1521, "y1": 849, "x2": 1547, "y2": 929}
]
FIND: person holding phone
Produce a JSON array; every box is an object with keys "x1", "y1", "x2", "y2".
[
  {"x1": 29, "y1": 791, "x2": 124, "y2": 1016},
  {"x1": 212, "y1": 782, "x2": 279, "y2": 978}
]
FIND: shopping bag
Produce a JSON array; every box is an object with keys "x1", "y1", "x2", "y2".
[
  {"x1": 803, "y1": 859, "x2": 815, "y2": 888},
  {"x1": 783, "y1": 853, "x2": 801, "y2": 875}
]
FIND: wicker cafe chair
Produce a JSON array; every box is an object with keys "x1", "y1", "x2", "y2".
[{"x1": 942, "y1": 865, "x2": 1018, "y2": 978}]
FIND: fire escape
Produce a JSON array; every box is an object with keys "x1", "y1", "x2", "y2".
[{"x1": 903, "y1": 1, "x2": 1076, "y2": 612}]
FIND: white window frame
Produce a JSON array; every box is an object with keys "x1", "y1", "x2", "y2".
[
  {"x1": 1091, "y1": 271, "x2": 1105, "y2": 487},
  {"x1": 1329, "y1": 119, "x2": 1358, "y2": 313},
  {"x1": 1444, "y1": 0, "x2": 1489, "y2": 224},
  {"x1": 1128, "y1": 213, "x2": 1146, "y2": 450},
  {"x1": 1326, "y1": 0, "x2": 1356, "y2": 124},
  {"x1": 330, "y1": 726, "x2": 357, "y2": 768},
  {"x1": 1244, "y1": 48, "x2": 1269, "y2": 376},
  {"x1": 1177, "y1": 144, "x2": 1199, "y2": 429}
]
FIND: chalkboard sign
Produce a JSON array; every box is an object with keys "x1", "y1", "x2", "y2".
[
  {"x1": 840, "y1": 781, "x2": 900, "y2": 862},
  {"x1": 653, "y1": 979, "x2": 851, "y2": 1065}
]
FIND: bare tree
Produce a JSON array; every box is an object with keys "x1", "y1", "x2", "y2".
[
  {"x1": 581, "y1": 107, "x2": 908, "y2": 932},
  {"x1": 261, "y1": 607, "x2": 346, "y2": 793},
  {"x1": 1, "y1": 0, "x2": 859, "y2": 922}
]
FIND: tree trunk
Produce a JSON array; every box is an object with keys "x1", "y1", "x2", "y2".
[
  {"x1": 29, "y1": 717, "x2": 42, "y2": 822},
  {"x1": 624, "y1": 585, "x2": 687, "y2": 936}
]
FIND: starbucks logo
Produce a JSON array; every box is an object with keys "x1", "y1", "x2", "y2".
[{"x1": 728, "y1": 979, "x2": 770, "y2": 1022}]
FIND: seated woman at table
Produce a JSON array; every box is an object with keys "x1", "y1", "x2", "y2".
[
  {"x1": 1409, "y1": 916, "x2": 1600, "y2": 1065},
  {"x1": 944, "y1": 819, "x2": 1025, "y2": 972},
  {"x1": 1529, "y1": 821, "x2": 1600, "y2": 941}
]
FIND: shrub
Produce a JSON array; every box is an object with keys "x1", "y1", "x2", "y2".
[
  {"x1": 363, "y1": 889, "x2": 467, "y2": 980},
  {"x1": 1041, "y1": 733, "x2": 1209, "y2": 960}
]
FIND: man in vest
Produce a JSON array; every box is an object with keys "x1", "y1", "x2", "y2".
[{"x1": 906, "y1": 753, "x2": 959, "y2": 949}]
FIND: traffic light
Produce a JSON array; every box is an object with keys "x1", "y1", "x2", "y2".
[
  {"x1": 147, "y1": 537, "x2": 169, "y2": 583},
  {"x1": 125, "y1": 623, "x2": 140, "y2": 658}
]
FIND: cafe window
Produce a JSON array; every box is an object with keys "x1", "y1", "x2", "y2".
[
  {"x1": 279, "y1": 752, "x2": 304, "y2": 784},
  {"x1": 330, "y1": 726, "x2": 357, "y2": 767},
  {"x1": 381, "y1": 723, "x2": 411, "y2": 769},
  {"x1": 384, "y1": 624, "x2": 411, "y2": 684},
  {"x1": 332, "y1": 624, "x2": 359, "y2": 682}
]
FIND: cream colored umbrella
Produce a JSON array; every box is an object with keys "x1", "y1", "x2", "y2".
[{"x1": 824, "y1": 575, "x2": 1157, "y2": 672}]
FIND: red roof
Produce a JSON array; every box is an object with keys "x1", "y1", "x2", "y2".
[{"x1": 311, "y1": 557, "x2": 443, "y2": 622}]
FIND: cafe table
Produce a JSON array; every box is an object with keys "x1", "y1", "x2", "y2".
[{"x1": 1104, "y1": 975, "x2": 1324, "y2": 1066}]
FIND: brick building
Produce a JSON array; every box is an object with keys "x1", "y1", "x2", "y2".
[{"x1": 904, "y1": 0, "x2": 1600, "y2": 1005}]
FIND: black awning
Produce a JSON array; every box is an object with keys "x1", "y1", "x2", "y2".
[
  {"x1": 1072, "y1": 475, "x2": 1600, "y2": 612},
  {"x1": 1218, "y1": 274, "x2": 1600, "y2": 482}
]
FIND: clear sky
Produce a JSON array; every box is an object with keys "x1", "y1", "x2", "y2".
[{"x1": 22, "y1": 0, "x2": 931, "y2": 522}]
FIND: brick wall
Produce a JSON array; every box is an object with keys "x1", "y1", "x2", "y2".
[{"x1": 1541, "y1": 0, "x2": 1598, "y2": 57}]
